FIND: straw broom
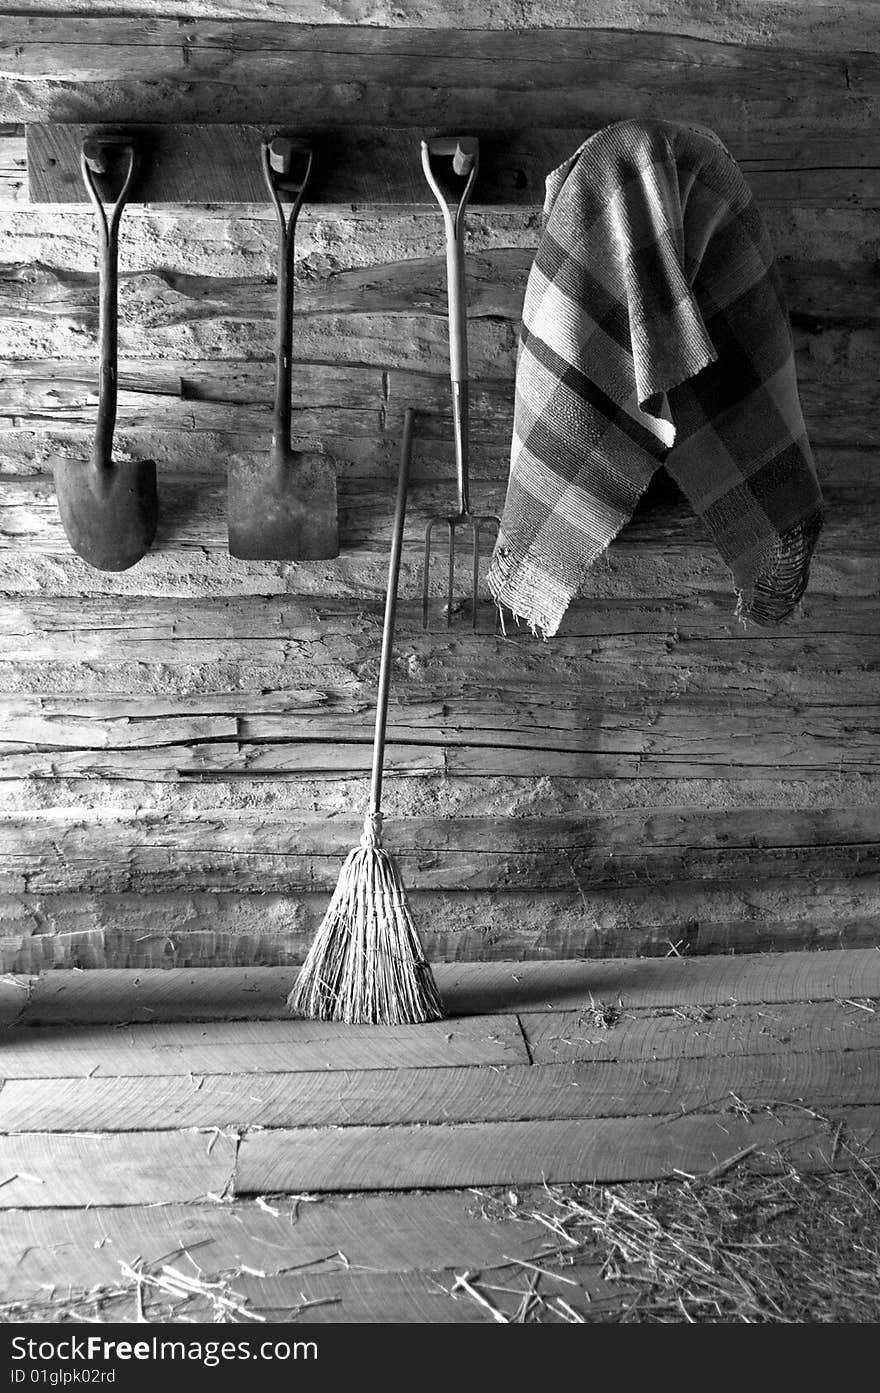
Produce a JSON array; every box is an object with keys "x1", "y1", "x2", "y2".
[{"x1": 287, "y1": 410, "x2": 444, "y2": 1024}]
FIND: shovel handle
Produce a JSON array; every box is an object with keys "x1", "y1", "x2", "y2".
[
  {"x1": 81, "y1": 140, "x2": 136, "y2": 475},
  {"x1": 262, "y1": 138, "x2": 313, "y2": 460}
]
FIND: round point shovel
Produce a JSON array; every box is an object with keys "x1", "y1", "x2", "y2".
[
  {"x1": 53, "y1": 138, "x2": 158, "y2": 572},
  {"x1": 227, "y1": 137, "x2": 339, "y2": 561}
]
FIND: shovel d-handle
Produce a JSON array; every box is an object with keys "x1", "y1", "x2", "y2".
[
  {"x1": 262, "y1": 136, "x2": 313, "y2": 485},
  {"x1": 81, "y1": 139, "x2": 136, "y2": 488},
  {"x1": 421, "y1": 136, "x2": 478, "y2": 518}
]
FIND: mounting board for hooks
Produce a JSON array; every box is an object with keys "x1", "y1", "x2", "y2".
[{"x1": 26, "y1": 122, "x2": 578, "y2": 206}]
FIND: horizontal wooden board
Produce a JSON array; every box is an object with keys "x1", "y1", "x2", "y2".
[
  {"x1": 2, "y1": 801, "x2": 877, "y2": 893},
  {"x1": 235, "y1": 1262, "x2": 620, "y2": 1323},
  {"x1": 23, "y1": 120, "x2": 880, "y2": 209},
  {"x1": 4, "y1": 870, "x2": 878, "y2": 972},
  {"x1": 1, "y1": 808, "x2": 876, "y2": 894},
  {"x1": 523, "y1": 1000, "x2": 880, "y2": 1064},
  {"x1": 438, "y1": 951, "x2": 880, "y2": 1016},
  {"x1": 0, "y1": 4, "x2": 876, "y2": 53},
  {"x1": 7, "y1": 950, "x2": 880, "y2": 1027},
  {"x1": 0, "y1": 1190, "x2": 551, "y2": 1301},
  {"x1": 4, "y1": 23, "x2": 877, "y2": 160},
  {"x1": 0, "y1": 1013, "x2": 528, "y2": 1077},
  {"x1": 4, "y1": 910, "x2": 880, "y2": 974},
  {"x1": 3, "y1": 1048, "x2": 879, "y2": 1131},
  {"x1": 237, "y1": 1105, "x2": 880, "y2": 1190},
  {"x1": 0, "y1": 1128, "x2": 237, "y2": 1207},
  {"x1": 1, "y1": 262, "x2": 877, "y2": 372}
]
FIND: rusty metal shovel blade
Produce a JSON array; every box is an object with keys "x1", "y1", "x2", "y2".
[
  {"x1": 227, "y1": 450, "x2": 338, "y2": 560},
  {"x1": 227, "y1": 135, "x2": 339, "y2": 562},
  {"x1": 54, "y1": 458, "x2": 158, "y2": 572}
]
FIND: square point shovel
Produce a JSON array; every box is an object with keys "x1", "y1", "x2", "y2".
[{"x1": 227, "y1": 137, "x2": 339, "y2": 561}]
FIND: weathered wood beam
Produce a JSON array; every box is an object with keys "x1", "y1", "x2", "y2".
[
  {"x1": 0, "y1": 5, "x2": 877, "y2": 53},
  {"x1": 0, "y1": 805, "x2": 876, "y2": 894}
]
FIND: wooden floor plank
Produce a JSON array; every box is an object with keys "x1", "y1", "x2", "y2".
[
  {"x1": 3, "y1": 1262, "x2": 626, "y2": 1325},
  {"x1": 523, "y1": 1000, "x2": 880, "y2": 1064},
  {"x1": 0, "y1": 1131, "x2": 237, "y2": 1208},
  {"x1": 235, "y1": 1262, "x2": 623, "y2": 1324},
  {"x1": 0, "y1": 1192, "x2": 551, "y2": 1302},
  {"x1": 3, "y1": 1049, "x2": 879, "y2": 1132},
  {"x1": 237, "y1": 1106, "x2": 880, "y2": 1191},
  {"x1": 7, "y1": 951, "x2": 880, "y2": 1026},
  {"x1": 0, "y1": 1013, "x2": 526, "y2": 1077},
  {"x1": 436, "y1": 952, "x2": 880, "y2": 1015}
]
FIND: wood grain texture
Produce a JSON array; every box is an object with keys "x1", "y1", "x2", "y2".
[
  {"x1": 0, "y1": 1129, "x2": 237, "y2": 1207},
  {"x1": 235, "y1": 1262, "x2": 620, "y2": 1323},
  {"x1": 1, "y1": 4, "x2": 877, "y2": 53},
  {"x1": 0, "y1": 1191, "x2": 551, "y2": 1301},
  {"x1": 3, "y1": 1048, "x2": 879, "y2": 1131},
  {"x1": 523, "y1": 1000, "x2": 880, "y2": 1064},
  {"x1": 5, "y1": 876, "x2": 879, "y2": 972},
  {"x1": 5, "y1": 950, "x2": 880, "y2": 1027},
  {"x1": 2, "y1": 21, "x2": 876, "y2": 152},
  {"x1": 1, "y1": 805, "x2": 876, "y2": 894},
  {"x1": 0, "y1": 5, "x2": 877, "y2": 967},
  {"x1": 24, "y1": 121, "x2": 880, "y2": 208},
  {"x1": 237, "y1": 1106, "x2": 880, "y2": 1190},
  {"x1": 0, "y1": 1013, "x2": 528, "y2": 1077}
]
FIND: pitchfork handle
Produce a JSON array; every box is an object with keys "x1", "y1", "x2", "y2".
[
  {"x1": 420, "y1": 138, "x2": 477, "y2": 386},
  {"x1": 369, "y1": 408, "x2": 414, "y2": 815}
]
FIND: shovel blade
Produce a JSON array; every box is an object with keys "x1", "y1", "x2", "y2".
[
  {"x1": 53, "y1": 458, "x2": 158, "y2": 572},
  {"x1": 227, "y1": 452, "x2": 339, "y2": 561}
]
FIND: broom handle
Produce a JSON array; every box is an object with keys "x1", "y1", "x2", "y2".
[{"x1": 369, "y1": 407, "x2": 414, "y2": 816}]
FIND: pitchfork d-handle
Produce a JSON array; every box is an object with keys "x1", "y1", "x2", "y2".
[
  {"x1": 81, "y1": 139, "x2": 136, "y2": 486},
  {"x1": 421, "y1": 137, "x2": 478, "y2": 516},
  {"x1": 262, "y1": 136, "x2": 314, "y2": 479}
]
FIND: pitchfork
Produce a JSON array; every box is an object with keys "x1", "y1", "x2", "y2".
[{"x1": 420, "y1": 136, "x2": 500, "y2": 629}]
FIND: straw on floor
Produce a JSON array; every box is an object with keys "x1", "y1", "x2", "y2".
[{"x1": 287, "y1": 410, "x2": 444, "y2": 1025}]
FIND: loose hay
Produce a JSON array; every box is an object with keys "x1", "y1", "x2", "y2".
[{"x1": 469, "y1": 1141, "x2": 880, "y2": 1322}]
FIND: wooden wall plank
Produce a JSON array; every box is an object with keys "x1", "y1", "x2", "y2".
[
  {"x1": 23, "y1": 121, "x2": 880, "y2": 208},
  {"x1": 5, "y1": 874, "x2": 879, "y2": 972},
  {"x1": 0, "y1": 7, "x2": 877, "y2": 969},
  {"x1": 1, "y1": 5, "x2": 876, "y2": 54},
  {"x1": 0, "y1": 805, "x2": 876, "y2": 894},
  {"x1": 1, "y1": 23, "x2": 875, "y2": 160},
  {"x1": 1, "y1": 261, "x2": 877, "y2": 364},
  {"x1": 236, "y1": 1105, "x2": 880, "y2": 1190}
]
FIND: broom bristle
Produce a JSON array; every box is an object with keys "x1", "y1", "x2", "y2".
[{"x1": 287, "y1": 815, "x2": 444, "y2": 1025}]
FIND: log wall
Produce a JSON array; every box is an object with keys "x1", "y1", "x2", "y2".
[{"x1": 0, "y1": 2, "x2": 877, "y2": 970}]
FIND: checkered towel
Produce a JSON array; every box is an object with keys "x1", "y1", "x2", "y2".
[{"x1": 486, "y1": 119, "x2": 824, "y2": 637}]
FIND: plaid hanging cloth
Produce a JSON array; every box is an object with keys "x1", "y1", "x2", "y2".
[{"x1": 486, "y1": 119, "x2": 824, "y2": 637}]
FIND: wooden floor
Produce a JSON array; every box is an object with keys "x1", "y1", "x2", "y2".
[{"x1": 1, "y1": 949, "x2": 879, "y2": 1322}]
